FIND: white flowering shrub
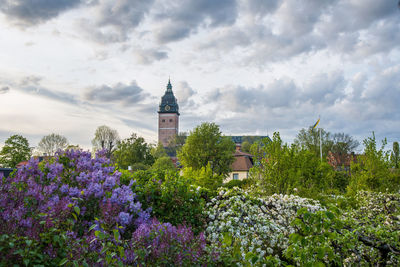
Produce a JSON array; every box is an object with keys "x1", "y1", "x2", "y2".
[
  {"x1": 339, "y1": 191, "x2": 400, "y2": 266},
  {"x1": 287, "y1": 191, "x2": 400, "y2": 266},
  {"x1": 204, "y1": 187, "x2": 323, "y2": 265},
  {"x1": 204, "y1": 188, "x2": 400, "y2": 266}
]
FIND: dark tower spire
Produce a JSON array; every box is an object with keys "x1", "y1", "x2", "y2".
[
  {"x1": 158, "y1": 79, "x2": 180, "y2": 147},
  {"x1": 158, "y1": 79, "x2": 179, "y2": 115},
  {"x1": 167, "y1": 78, "x2": 172, "y2": 92}
]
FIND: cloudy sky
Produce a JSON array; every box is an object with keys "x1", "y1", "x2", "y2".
[{"x1": 0, "y1": 0, "x2": 399, "y2": 150}]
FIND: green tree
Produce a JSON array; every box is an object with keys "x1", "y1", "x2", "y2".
[
  {"x1": 91, "y1": 125, "x2": 119, "y2": 157},
  {"x1": 294, "y1": 127, "x2": 331, "y2": 158},
  {"x1": 37, "y1": 133, "x2": 68, "y2": 156},
  {"x1": 349, "y1": 133, "x2": 399, "y2": 193},
  {"x1": 151, "y1": 143, "x2": 168, "y2": 159},
  {"x1": 295, "y1": 128, "x2": 359, "y2": 159},
  {"x1": 241, "y1": 141, "x2": 251, "y2": 153},
  {"x1": 178, "y1": 122, "x2": 235, "y2": 177},
  {"x1": 182, "y1": 163, "x2": 224, "y2": 191},
  {"x1": 151, "y1": 156, "x2": 176, "y2": 172},
  {"x1": 391, "y1": 141, "x2": 399, "y2": 169},
  {"x1": 250, "y1": 132, "x2": 338, "y2": 197},
  {"x1": 0, "y1": 134, "x2": 31, "y2": 168},
  {"x1": 330, "y1": 132, "x2": 359, "y2": 155},
  {"x1": 113, "y1": 133, "x2": 154, "y2": 170},
  {"x1": 166, "y1": 132, "x2": 187, "y2": 156}
]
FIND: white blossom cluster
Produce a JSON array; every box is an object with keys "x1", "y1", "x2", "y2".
[
  {"x1": 342, "y1": 191, "x2": 400, "y2": 266},
  {"x1": 204, "y1": 187, "x2": 323, "y2": 264},
  {"x1": 352, "y1": 191, "x2": 400, "y2": 221}
]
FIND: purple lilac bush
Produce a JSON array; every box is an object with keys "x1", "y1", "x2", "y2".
[
  {"x1": 0, "y1": 149, "x2": 207, "y2": 266},
  {"x1": 130, "y1": 218, "x2": 207, "y2": 266}
]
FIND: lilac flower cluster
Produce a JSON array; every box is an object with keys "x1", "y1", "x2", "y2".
[
  {"x1": 127, "y1": 218, "x2": 207, "y2": 266},
  {"x1": 0, "y1": 150, "x2": 147, "y2": 253},
  {"x1": 0, "y1": 149, "x2": 209, "y2": 265}
]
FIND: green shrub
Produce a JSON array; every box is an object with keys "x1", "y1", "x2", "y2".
[
  {"x1": 348, "y1": 133, "x2": 400, "y2": 194},
  {"x1": 135, "y1": 173, "x2": 207, "y2": 234},
  {"x1": 222, "y1": 179, "x2": 250, "y2": 189}
]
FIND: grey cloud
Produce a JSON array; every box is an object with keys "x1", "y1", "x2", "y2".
[
  {"x1": 244, "y1": 0, "x2": 279, "y2": 17},
  {"x1": 77, "y1": 0, "x2": 157, "y2": 43},
  {"x1": 273, "y1": 0, "x2": 334, "y2": 37},
  {"x1": 89, "y1": 0, "x2": 155, "y2": 42},
  {"x1": 196, "y1": 0, "x2": 400, "y2": 64},
  {"x1": 195, "y1": 67, "x2": 400, "y2": 144},
  {"x1": 0, "y1": 86, "x2": 10, "y2": 94},
  {"x1": 156, "y1": 24, "x2": 192, "y2": 44},
  {"x1": 362, "y1": 65, "x2": 400, "y2": 112},
  {"x1": 83, "y1": 81, "x2": 150, "y2": 106},
  {"x1": 0, "y1": 0, "x2": 84, "y2": 25},
  {"x1": 197, "y1": 28, "x2": 251, "y2": 51},
  {"x1": 301, "y1": 72, "x2": 346, "y2": 105},
  {"x1": 207, "y1": 78, "x2": 298, "y2": 113},
  {"x1": 174, "y1": 81, "x2": 197, "y2": 108},
  {"x1": 354, "y1": 18, "x2": 400, "y2": 57},
  {"x1": 134, "y1": 48, "x2": 168, "y2": 65},
  {"x1": 120, "y1": 118, "x2": 156, "y2": 132},
  {"x1": 10, "y1": 75, "x2": 79, "y2": 105},
  {"x1": 155, "y1": 0, "x2": 238, "y2": 43},
  {"x1": 20, "y1": 76, "x2": 42, "y2": 86},
  {"x1": 19, "y1": 85, "x2": 78, "y2": 105}
]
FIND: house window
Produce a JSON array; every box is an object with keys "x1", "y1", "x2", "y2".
[
  {"x1": 162, "y1": 119, "x2": 165, "y2": 122},
  {"x1": 233, "y1": 173, "x2": 239, "y2": 180},
  {"x1": 169, "y1": 119, "x2": 173, "y2": 122}
]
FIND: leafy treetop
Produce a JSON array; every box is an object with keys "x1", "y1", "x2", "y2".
[
  {"x1": 178, "y1": 122, "x2": 235, "y2": 177},
  {"x1": 0, "y1": 134, "x2": 31, "y2": 168}
]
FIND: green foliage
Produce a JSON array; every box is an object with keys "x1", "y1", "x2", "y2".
[
  {"x1": 135, "y1": 173, "x2": 207, "y2": 234},
  {"x1": 182, "y1": 163, "x2": 224, "y2": 192},
  {"x1": 119, "y1": 168, "x2": 167, "y2": 186},
  {"x1": 113, "y1": 133, "x2": 154, "y2": 170},
  {"x1": 349, "y1": 133, "x2": 400, "y2": 193},
  {"x1": 37, "y1": 133, "x2": 68, "y2": 156},
  {"x1": 294, "y1": 127, "x2": 359, "y2": 159},
  {"x1": 329, "y1": 132, "x2": 360, "y2": 155},
  {"x1": 294, "y1": 127, "x2": 332, "y2": 159},
  {"x1": 391, "y1": 141, "x2": 399, "y2": 169},
  {"x1": 286, "y1": 207, "x2": 344, "y2": 266},
  {"x1": 178, "y1": 122, "x2": 235, "y2": 177},
  {"x1": 222, "y1": 178, "x2": 251, "y2": 189},
  {"x1": 0, "y1": 134, "x2": 31, "y2": 168},
  {"x1": 241, "y1": 141, "x2": 251, "y2": 153},
  {"x1": 287, "y1": 192, "x2": 400, "y2": 266},
  {"x1": 0, "y1": 232, "x2": 68, "y2": 266},
  {"x1": 150, "y1": 142, "x2": 168, "y2": 159},
  {"x1": 151, "y1": 156, "x2": 176, "y2": 172},
  {"x1": 91, "y1": 125, "x2": 119, "y2": 157},
  {"x1": 0, "y1": 208, "x2": 98, "y2": 266},
  {"x1": 165, "y1": 132, "x2": 187, "y2": 156},
  {"x1": 250, "y1": 132, "x2": 339, "y2": 198}
]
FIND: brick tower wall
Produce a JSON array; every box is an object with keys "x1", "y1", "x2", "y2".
[{"x1": 158, "y1": 113, "x2": 179, "y2": 147}]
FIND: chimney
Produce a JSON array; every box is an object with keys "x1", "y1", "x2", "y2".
[{"x1": 235, "y1": 143, "x2": 241, "y2": 152}]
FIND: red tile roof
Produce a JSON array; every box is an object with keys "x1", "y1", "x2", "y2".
[
  {"x1": 231, "y1": 148, "x2": 254, "y2": 171},
  {"x1": 232, "y1": 156, "x2": 253, "y2": 171}
]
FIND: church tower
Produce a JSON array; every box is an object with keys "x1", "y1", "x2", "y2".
[{"x1": 158, "y1": 79, "x2": 179, "y2": 147}]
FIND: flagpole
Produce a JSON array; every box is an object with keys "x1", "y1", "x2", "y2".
[{"x1": 320, "y1": 126, "x2": 322, "y2": 162}]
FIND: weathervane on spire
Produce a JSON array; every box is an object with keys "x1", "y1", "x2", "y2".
[{"x1": 167, "y1": 77, "x2": 172, "y2": 91}]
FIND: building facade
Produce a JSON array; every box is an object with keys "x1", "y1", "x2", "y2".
[
  {"x1": 158, "y1": 80, "x2": 180, "y2": 147},
  {"x1": 226, "y1": 144, "x2": 254, "y2": 182}
]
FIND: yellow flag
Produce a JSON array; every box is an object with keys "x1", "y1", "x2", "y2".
[{"x1": 312, "y1": 118, "x2": 320, "y2": 129}]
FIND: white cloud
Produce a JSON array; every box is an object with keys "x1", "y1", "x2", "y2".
[{"x1": 0, "y1": 0, "x2": 399, "y2": 148}]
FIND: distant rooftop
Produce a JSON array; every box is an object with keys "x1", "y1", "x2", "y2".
[{"x1": 230, "y1": 136, "x2": 271, "y2": 144}]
